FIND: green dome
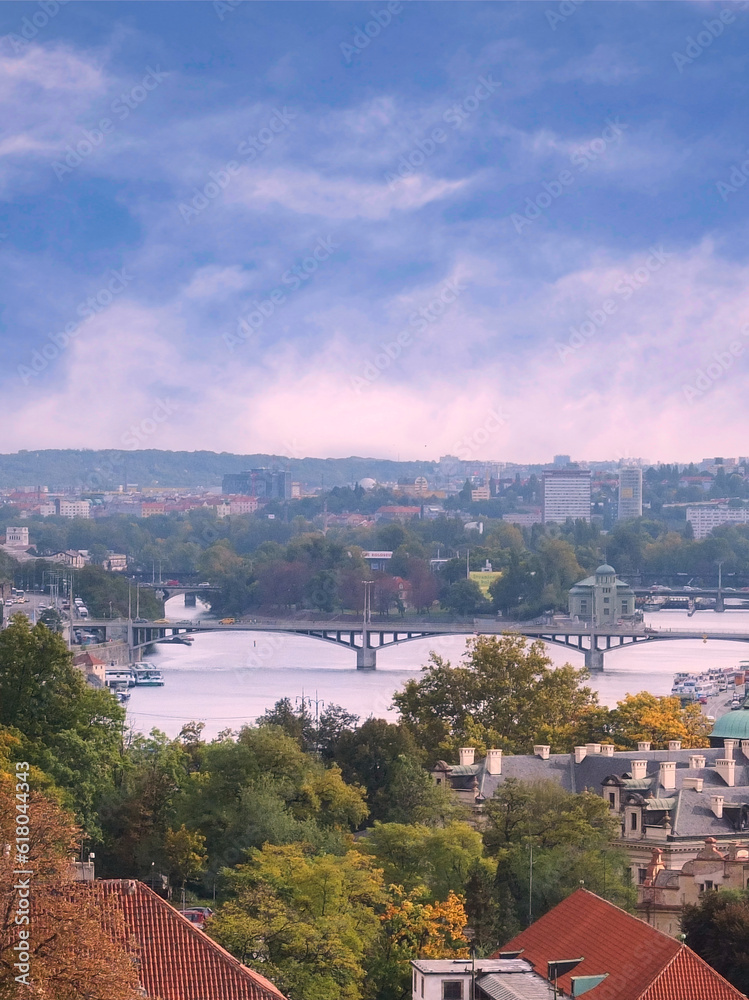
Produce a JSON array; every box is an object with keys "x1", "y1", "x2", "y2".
[
  {"x1": 711, "y1": 710, "x2": 749, "y2": 740},
  {"x1": 596, "y1": 564, "x2": 616, "y2": 575}
]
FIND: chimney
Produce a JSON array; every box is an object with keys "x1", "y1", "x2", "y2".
[
  {"x1": 459, "y1": 748, "x2": 475, "y2": 766},
  {"x1": 741, "y1": 740, "x2": 749, "y2": 759},
  {"x1": 716, "y1": 758, "x2": 736, "y2": 787},
  {"x1": 683, "y1": 776, "x2": 704, "y2": 791},
  {"x1": 637, "y1": 741, "x2": 651, "y2": 752},
  {"x1": 724, "y1": 739, "x2": 738, "y2": 760},
  {"x1": 711, "y1": 794, "x2": 724, "y2": 819},
  {"x1": 533, "y1": 745, "x2": 550, "y2": 760},
  {"x1": 631, "y1": 759, "x2": 648, "y2": 780},
  {"x1": 574, "y1": 746, "x2": 587, "y2": 764},
  {"x1": 485, "y1": 749, "x2": 502, "y2": 775},
  {"x1": 689, "y1": 754, "x2": 706, "y2": 770},
  {"x1": 659, "y1": 761, "x2": 676, "y2": 791},
  {"x1": 586, "y1": 743, "x2": 602, "y2": 755},
  {"x1": 668, "y1": 740, "x2": 682, "y2": 752},
  {"x1": 601, "y1": 744, "x2": 615, "y2": 757}
]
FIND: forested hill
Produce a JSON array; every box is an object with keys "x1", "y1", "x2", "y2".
[{"x1": 0, "y1": 450, "x2": 439, "y2": 490}]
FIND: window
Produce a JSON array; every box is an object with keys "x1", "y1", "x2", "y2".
[
  {"x1": 603, "y1": 597, "x2": 610, "y2": 604},
  {"x1": 580, "y1": 601, "x2": 588, "y2": 611},
  {"x1": 630, "y1": 811, "x2": 638, "y2": 831},
  {"x1": 621, "y1": 602, "x2": 628, "y2": 613},
  {"x1": 638, "y1": 868, "x2": 647, "y2": 884},
  {"x1": 603, "y1": 587, "x2": 611, "y2": 593},
  {"x1": 609, "y1": 792, "x2": 616, "y2": 807},
  {"x1": 436, "y1": 778, "x2": 442, "y2": 785},
  {"x1": 414, "y1": 970, "x2": 418, "y2": 991},
  {"x1": 443, "y1": 983, "x2": 463, "y2": 1000},
  {"x1": 421, "y1": 978, "x2": 425, "y2": 997}
]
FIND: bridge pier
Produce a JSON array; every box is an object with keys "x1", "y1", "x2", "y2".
[
  {"x1": 356, "y1": 644, "x2": 377, "y2": 670},
  {"x1": 184, "y1": 593, "x2": 197, "y2": 607},
  {"x1": 585, "y1": 647, "x2": 605, "y2": 672},
  {"x1": 716, "y1": 594, "x2": 725, "y2": 613}
]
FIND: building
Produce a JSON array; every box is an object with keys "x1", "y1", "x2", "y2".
[
  {"x1": 141, "y1": 502, "x2": 167, "y2": 518},
  {"x1": 568, "y1": 564, "x2": 636, "y2": 625},
  {"x1": 431, "y1": 738, "x2": 749, "y2": 883},
  {"x1": 222, "y1": 469, "x2": 292, "y2": 500},
  {"x1": 375, "y1": 505, "x2": 421, "y2": 522},
  {"x1": 497, "y1": 887, "x2": 745, "y2": 1000},
  {"x1": 102, "y1": 552, "x2": 128, "y2": 572},
  {"x1": 471, "y1": 486, "x2": 491, "y2": 502},
  {"x1": 362, "y1": 550, "x2": 393, "y2": 572},
  {"x1": 398, "y1": 476, "x2": 431, "y2": 498},
  {"x1": 542, "y1": 470, "x2": 591, "y2": 523},
  {"x1": 73, "y1": 651, "x2": 106, "y2": 687},
  {"x1": 55, "y1": 498, "x2": 91, "y2": 519},
  {"x1": 618, "y1": 467, "x2": 643, "y2": 520},
  {"x1": 49, "y1": 549, "x2": 89, "y2": 568},
  {"x1": 553, "y1": 454, "x2": 571, "y2": 466},
  {"x1": 4, "y1": 526, "x2": 29, "y2": 546},
  {"x1": 94, "y1": 880, "x2": 286, "y2": 1000},
  {"x1": 637, "y1": 838, "x2": 749, "y2": 937},
  {"x1": 411, "y1": 958, "x2": 558, "y2": 1000},
  {"x1": 686, "y1": 505, "x2": 749, "y2": 540},
  {"x1": 502, "y1": 509, "x2": 543, "y2": 527}
]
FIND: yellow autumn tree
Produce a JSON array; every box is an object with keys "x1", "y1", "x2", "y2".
[{"x1": 608, "y1": 692, "x2": 711, "y2": 749}]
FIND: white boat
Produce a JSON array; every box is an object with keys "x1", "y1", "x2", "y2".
[
  {"x1": 134, "y1": 666, "x2": 164, "y2": 687},
  {"x1": 105, "y1": 668, "x2": 136, "y2": 688}
]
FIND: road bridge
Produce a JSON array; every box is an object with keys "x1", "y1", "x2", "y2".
[{"x1": 78, "y1": 618, "x2": 749, "y2": 671}]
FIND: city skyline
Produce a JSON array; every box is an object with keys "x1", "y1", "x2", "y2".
[{"x1": 2, "y1": 2, "x2": 749, "y2": 459}]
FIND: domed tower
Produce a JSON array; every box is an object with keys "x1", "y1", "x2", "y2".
[{"x1": 568, "y1": 563, "x2": 635, "y2": 626}]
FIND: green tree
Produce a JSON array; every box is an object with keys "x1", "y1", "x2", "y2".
[
  {"x1": 165, "y1": 824, "x2": 208, "y2": 892},
  {"x1": 682, "y1": 889, "x2": 749, "y2": 994},
  {"x1": 442, "y1": 578, "x2": 490, "y2": 616},
  {"x1": 393, "y1": 635, "x2": 598, "y2": 759},
  {"x1": 211, "y1": 844, "x2": 386, "y2": 1000}
]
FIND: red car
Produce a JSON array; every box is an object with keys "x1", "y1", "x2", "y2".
[{"x1": 179, "y1": 907, "x2": 213, "y2": 929}]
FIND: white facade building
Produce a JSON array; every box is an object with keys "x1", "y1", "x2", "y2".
[
  {"x1": 5, "y1": 526, "x2": 29, "y2": 546},
  {"x1": 618, "y1": 467, "x2": 643, "y2": 520},
  {"x1": 686, "y1": 505, "x2": 749, "y2": 540},
  {"x1": 542, "y1": 470, "x2": 591, "y2": 523},
  {"x1": 56, "y1": 499, "x2": 91, "y2": 519}
]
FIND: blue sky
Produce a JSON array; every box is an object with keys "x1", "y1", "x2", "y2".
[{"x1": 2, "y1": 0, "x2": 749, "y2": 462}]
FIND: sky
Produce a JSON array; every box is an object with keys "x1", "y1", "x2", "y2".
[{"x1": 1, "y1": 0, "x2": 749, "y2": 464}]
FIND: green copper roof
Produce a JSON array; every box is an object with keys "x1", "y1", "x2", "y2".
[
  {"x1": 596, "y1": 564, "x2": 616, "y2": 574},
  {"x1": 711, "y1": 711, "x2": 749, "y2": 739}
]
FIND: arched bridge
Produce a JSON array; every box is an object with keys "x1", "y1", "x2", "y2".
[{"x1": 79, "y1": 618, "x2": 749, "y2": 671}]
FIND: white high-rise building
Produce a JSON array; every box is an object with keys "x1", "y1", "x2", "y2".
[
  {"x1": 618, "y1": 467, "x2": 643, "y2": 520},
  {"x1": 686, "y1": 505, "x2": 749, "y2": 540},
  {"x1": 542, "y1": 470, "x2": 591, "y2": 524}
]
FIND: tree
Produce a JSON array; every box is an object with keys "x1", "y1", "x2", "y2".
[
  {"x1": 682, "y1": 889, "x2": 749, "y2": 994},
  {"x1": 0, "y1": 774, "x2": 140, "y2": 1000},
  {"x1": 38, "y1": 607, "x2": 64, "y2": 633},
  {"x1": 442, "y1": 579, "x2": 490, "y2": 616},
  {"x1": 165, "y1": 824, "x2": 208, "y2": 893},
  {"x1": 383, "y1": 755, "x2": 462, "y2": 826},
  {"x1": 607, "y1": 693, "x2": 711, "y2": 749},
  {"x1": 0, "y1": 615, "x2": 125, "y2": 834},
  {"x1": 360, "y1": 821, "x2": 483, "y2": 901},
  {"x1": 211, "y1": 844, "x2": 386, "y2": 1000},
  {"x1": 393, "y1": 635, "x2": 598, "y2": 760}
]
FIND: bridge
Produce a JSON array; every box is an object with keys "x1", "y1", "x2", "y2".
[
  {"x1": 76, "y1": 617, "x2": 749, "y2": 671},
  {"x1": 631, "y1": 587, "x2": 749, "y2": 612}
]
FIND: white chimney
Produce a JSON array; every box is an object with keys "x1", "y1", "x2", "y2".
[
  {"x1": 683, "y1": 776, "x2": 704, "y2": 792},
  {"x1": 741, "y1": 740, "x2": 749, "y2": 759},
  {"x1": 716, "y1": 758, "x2": 736, "y2": 787},
  {"x1": 637, "y1": 741, "x2": 651, "y2": 752},
  {"x1": 659, "y1": 761, "x2": 676, "y2": 791},
  {"x1": 459, "y1": 747, "x2": 475, "y2": 766},
  {"x1": 689, "y1": 754, "x2": 706, "y2": 770},
  {"x1": 601, "y1": 744, "x2": 615, "y2": 757},
  {"x1": 533, "y1": 745, "x2": 550, "y2": 760},
  {"x1": 724, "y1": 739, "x2": 738, "y2": 760},
  {"x1": 631, "y1": 759, "x2": 648, "y2": 779},
  {"x1": 668, "y1": 740, "x2": 682, "y2": 752},
  {"x1": 485, "y1": 749, "x2": 502, "y2": 775},
  {"x1": 586, "y1": 743, "x2": 602, "y2": 755},
  {"x1": 711, "y1": 794, "x2": 724, "y2": 819},
  {"x1": 574, "y1": 746, "x2": 587, "y2": 764}
]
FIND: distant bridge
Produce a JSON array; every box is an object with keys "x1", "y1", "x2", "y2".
[{"x1": 77, "y1": 618, "x2": 749, "y2": 671}]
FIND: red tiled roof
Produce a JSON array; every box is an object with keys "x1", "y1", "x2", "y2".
[
  {"x1": 496, "y1": 889, "x2": 745, "y2": 1000},
  {"x1": 98, "y1": 880, "x2": 286, "y2": 1000}
]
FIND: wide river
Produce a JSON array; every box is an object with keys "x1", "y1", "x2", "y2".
[{"x1": 125, "y1": 600, "x2": 749, "y2": 739}]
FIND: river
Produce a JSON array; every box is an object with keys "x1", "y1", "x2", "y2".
[{"x1": 124, "y1": 600, "x2": 749, "y2": 739}]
